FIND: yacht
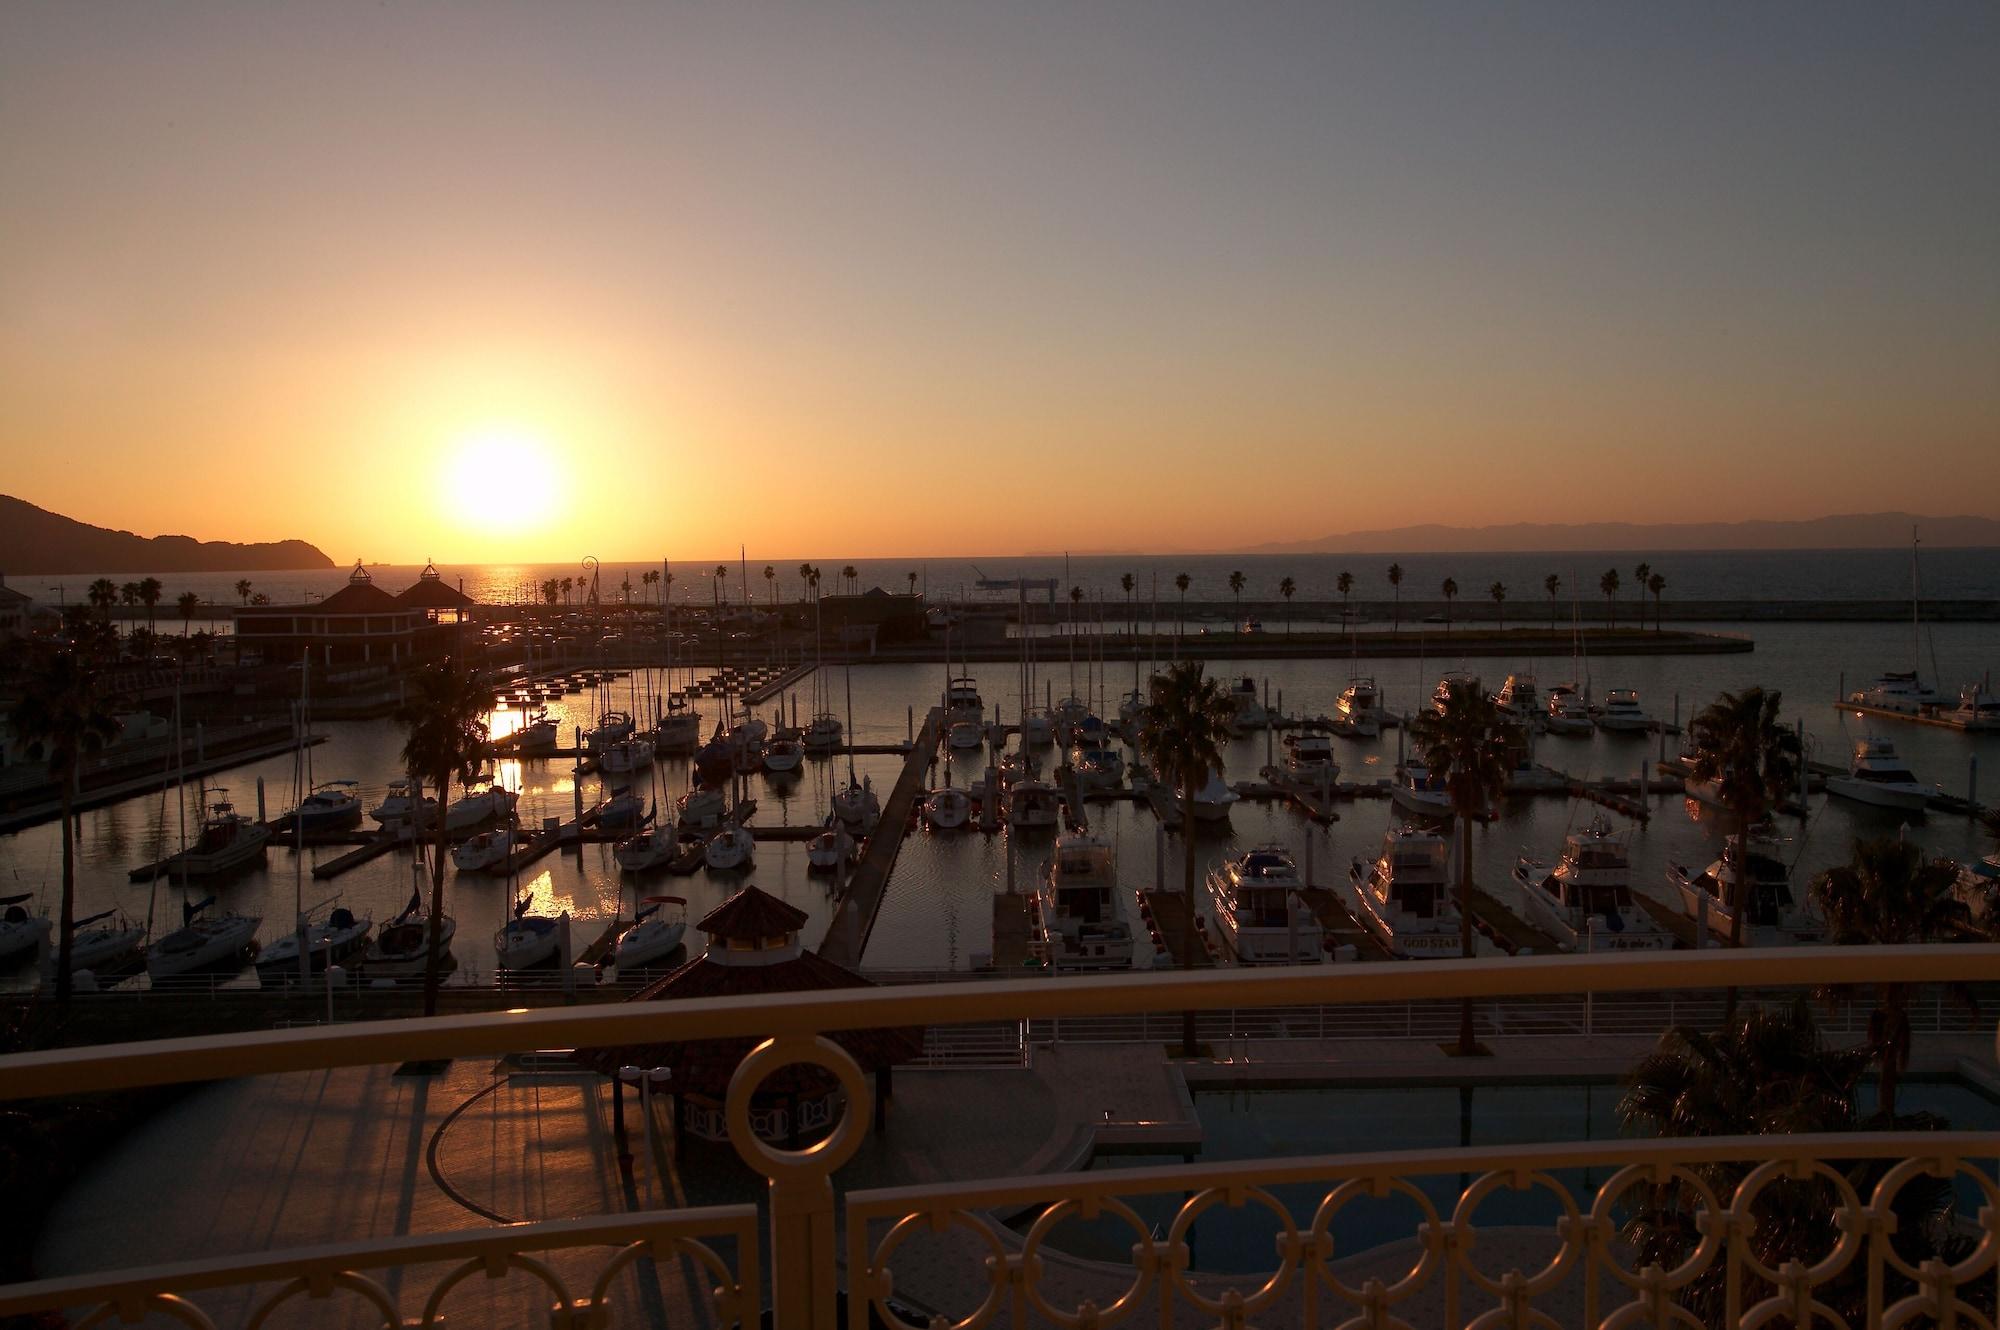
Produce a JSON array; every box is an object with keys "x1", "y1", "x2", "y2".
[
  {"x1": 451, "y1": 827, "x2": 514, "y2": 872},
  {"x1": 704, "y1": 824, "x2": 756, "y2": 871},
  {"x1": 1191, "y1": 770, "x2": 1239, "y2": 823},
  {"x1": 1116, "y1": 690, "x2": 1145, "y2": 742},
  {"x1": 803, "y1": 713, "x2": 844, "y2": 754},
  {"x1": 807, "y1": 819, "x2": 857, "y2": 872},
  {"x1": 923, "y1": 786, "x2": 973, "y2": 830},
  {"x1": 287, "y1": 780, "x2": 363, "y2": 832},
  {"x1": 586, "y1": 710, "x2": 636, "y2": 751},
  {"x1": 761, "y1": 736, "x2": 806, "y2": 774},
  {"x1": 147, "y1": 899, "x2": 261, "y2": 980},
  {"x1": 1347, "y1": 825, "x2": 1465, "y2": 959},
  {"x1": 1494, "y1": 674, "x2": 1543, "y2": 729},
  {"x1": 592, "y1": 790, "x2": 650, "y2": 832},
  {"x1": 1431, "y1": 670, "x2": 1480, "y2": 712},
  {"x1": 1203, "y1": 844, "x2": 1322, "y2": 965},
  {"x1": 655, "y1": 702, "x2": 704, "y2": 756},
  {"x1": 1227, "y1": 676, "x2": 1268, "y2": 731},
  {"x1": 832, "y1": 776, "x2": 881, "y2": 831},
  {"x1": 944, "y1": 676, "x2": 983, "y2": 721},
  {"x1": 1824, "y1": 737, "x2": 1930, "y2": 813},
  {"x1": 1070, "y1": 742, "x2": 1125, "y2": 792},
  {"x1": 160, "y1": 797, "x2": 271, "y2": 877},
  {"x1": 946, "y1": 718, "x2": 985, "y2": 751},
  {"x1": 515, "y1": 711, "x2": 560, "y2": 754},
  {"x1": 1509, "y1": 816, "x2": 1670, "y2": 951},
  {"x1": 1389, "y1": 762, "x2": 1453, "y2": 817},
  {"x1": 1543, "y1": 685, "x2": 1593, "y2": 736},
  {"x1": 495, "y1": 900, "x2": 563, "y2": 970},
  {"x1": 0, "y1": 895, "x2": 49, "y2": 968},
  {"x1": 370, "y1": 778, "x2": 434, "y2": 829},
  {"x1": 363, "y1": 901, "x2": 455, "y2": 979},
  {"x1": 1019, "y1": 707, "x2": 1057, "y2": 747},
  {"x1": 443, "y1": 783, "x2": 517, "y2": 833},
  {"x1": 1035, "y1": 833, "x2": 1136, "y2": 969},
  {"x1": 676, "y1": 785, "x2": 728, "y2": 832},
  {"x1": 1594, "y1": 689, "x2": 1652, "y2": 733},
  {"x1": 598, "y1": 735, "x2": 656, "y2": 776},
  {"x1": 1667, "y1": 830, "x2": 1820, "y2": 946},
  {"x1": 1281, "y1": 733, "x2": 1338, "y2": 780},
  {"x1": 256, "y1": 905, "x2": 372, "y2": 984},
  {"x1": 1944, "y1": 685, "x2": 2000, "y2": 732},
  {"x1": 60, "y1": 908, "x2": 147, "y2": 976},
  {"x1": 1006, "y1": 778, "x2": 1062, "y2": 830},
  {"x1": 615, "y1": 821, "x2": 681, "y2": 872},
  {"x1": 614, "y1": 896, "x2": 688, "y2": 970},
  {"x1": 1334, "y1": 678, "x2": 1382, "y2": 737},
  {"x1": 1849, "y1": 670, "x2": 1942, "y2": 715}
]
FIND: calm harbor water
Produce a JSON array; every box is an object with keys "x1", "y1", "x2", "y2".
[{"x1": 2, "y1": 620, "x2": 1996, "y2": 989}]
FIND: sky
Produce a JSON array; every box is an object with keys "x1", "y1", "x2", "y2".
[{"x1": 2, "y1": 2, "x2": 1996, "y2": 563}]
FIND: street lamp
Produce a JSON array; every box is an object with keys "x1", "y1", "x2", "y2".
[{"x1": 616, "y1": 1064, "x2": 674, "y2": 1192}]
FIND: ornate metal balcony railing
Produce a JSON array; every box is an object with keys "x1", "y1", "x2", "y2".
[{"x1": 2, "y1": 946, "x2": 1997, "y2": 1329}]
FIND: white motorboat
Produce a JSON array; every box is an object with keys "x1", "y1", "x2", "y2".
[
  {"x1": 923, "y1": 786, "x2": 973, "y2": 830},
  {"x1": 1389, "y1": 762, "x2": 1453, "y2": 817},
  {"x1": 370, "y1": 778, "x2": 434, "y2": 828},
  {"x1": 1347, "y1": 825, "x2": 1466, "y2": 959},
  {"x1": 655, "y1": 703, "x2": 704, "y2": 756},
  {"x1": 803, "y1": 713, "x2": 844, "y2": 753},
  {"x1": 1510, "y1": 816, "x2": 1669, "y2": 951},
  {"x1": 1824, "y1": 736, "x2": 1930, "y2": 812},
  {"x1": 1543, "y1": 685, "x2": 1593, "y2": 736},
  {"x1": 1204, "y1": 844, "x2": 1322, "y2": 965},
  {"x1": 1595, "y1": 689, "x2": 1652, "y2": 733},
  {"x1": 1006, "y1": 779, "x2": 1062, "y2": 830},
  {"x1": 1281, "y1": 733, "x2": 1338, "y2": 780},
  {"x1": 1335, "y1": 678, "x2": 1382, "y2": 737},
  {"x1": 1431, "y1": 670, "x2": 1480, "y2": 712},
  {"x1": 1190, "y1": 770, "x2": 1238, "y2": 823},
  {"x1": 592, "y1": 791, "x2": 651, "y2": 832},
  {"x1": 452, "y1": 827, "x2": 514, "y2": 872},
  {"x1": 515, "y1": 711, "x2": 560, "y2": 753},
  {"x1": 614, "y1": 896, "x2": 688, "y2": 970},
  {"x1": 1036, "y1": 833, "x2": 1137, "y2": 969},
  {"x1": 1944, "y1": 685, "x2": 2000, "y2": 732},
  {"x1": 1494, "y1": 674, "x2": 1543, "y2": 730},
  {"x1": 444, "y1": 783, "x2": 517, "y2": 833},
  {"x1": 256, "y1": 905, "x2": 372, "y2": 983},
  {"x1": 704, "y1": 825, "x2": 756, "y2": 871},
  {"x1": 807, "y1": 820, "x2": 857, "y2": 871},
  {"x1": 945, "y1": 675, "x2": 983, "y2": 721},
  {"x1": 1020, "y1": 707, "x2": 1057, "y2": 747},
  {"x1": 676, "y1": 785, "x2": 728, "y2": 831},
  {"x1": 598, "y1": 736, "x2": 656, "y2": 775},
  {"x1": 946, "y1": 719, "x2": 985, "y2": 751},
  {"x1": 762, "y1": 737, "x2": 806, "y2": 774},
  {"x1": 832, "y1": 776, "x2": 881, "y2": 831},
  {"x1": 159, "y1": 797, "x2": 271, "y2": 877},
  {"x1": 286, "y1": 780, "x2": 364, "y2": 831},
  {"x1": 1667, "y1": 829, "x2": 1820, "y2": 946},
  {"x1": 1070, "y1": 742, "x2": 1125, "y2": 792},
  {"x1": 1849, "y1": 670, "x2": 1942, "y2": 715},
  {"x1": 0, "y1": 894, "x2": 50, "y2": 967},
  {"x1": 615, "y1": 821, "x2": 681, "y2": 872},
  {"x1": 586, "y1": 710, "x2": 636, "y2": 751},
  {"x1": 1227, "y1": 676, "x2": 1268, "y2": 731},
  {"x1": 495, "y1": 903, "x2": 564, "y2": 970},
  {"x1": 1116, "y1": 690, "x2": 1145, "y2": 742},
  {"x1": 59, "y1": 908, "x2": 147, "y2": 976},
  {"x1": 147, "y1": 898, "x2": 261, "y2": 979},
  {"x1": 361, "y1": 889, "x2": 456, "y2": 979}
]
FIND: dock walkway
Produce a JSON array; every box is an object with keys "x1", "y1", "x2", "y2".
[{"x1": 816, "y1": 707, "x2": 942, "y2": 967}]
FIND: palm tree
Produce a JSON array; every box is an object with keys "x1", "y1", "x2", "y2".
[
  {"x1": 86, "y1": 579, "x2": 116, "y2": 618},
  {"x1": 8, "y1": 648, "x2": 118, "y2": 1008},
  {"x1": 1633, "y1": 562, "x2": 1651, "y2": 629},
  {"x1": 1120, "y1": 573, "x2": 1135, "y2": 641},
  {"x1": 1278, "y1": 576, "x2": 1296, "y2": 635},
  {"x1": 176, "y1": 591, "x2": 200, "y2": 636},
  {"x1": 1488, "y1": 581, "x2": 1506, "y2": 632},
  {"x1": 1439, "y1": 577, "x2": 1457, "y2": 631},
  {"x1": 1173, "y1": 573, "x2": 1191, "y2": 659},
  {"x1": 1648, "y1": 572, "x2": 1666, "y2": 631},
  {"x1": 798, "y1": 563, "x2": 813, "y2": 605},
  {"x1": 138, "y1": 577, "x2": 162, "y2": 633},
  {"x1": 1545, "y1": 573, "x2": 1561, "y2": 629},
  {"x1": 1336, "y1": 571, "x2": 1354, "y2": 642},
  {"x1": 1809, "y1": 837, "x2": 1971, "y2": 1119},
  {"x1": 1227, "y1": 571, "x2": 1245, "y2": 628},
  {"x1": 1136, "y1": 662, "x2": 1234, "y2": 1057},
  {"x1": 1685, "y1": 687, "x2": 1801, "y2": 951},
  {"x1": 234, "y1": 578, "x2": 252, "y2": 607},
  {"x1": 1387, "y1": 563, "x2": 1404, "y2": 631},
  {"x1": 394, "y1": 658, "x2": 493, "y2": 1016},
  {"x1": 561, "y1": 576, "x2": 574, "y2": 606},
  {"x1": 1600, "y1": 568, "x2": 1620, "y2": 628},
  {"x1": 837, "y1": 564, "x2": 855, "y2": 596},
  {"x1": 1407, "y1": 679, "x2": 1517, "y2": 1054}
]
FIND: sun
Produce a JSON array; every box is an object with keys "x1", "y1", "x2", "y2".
[{"x1": 442, "y1": 427, "x2": 564, "y2": 534}]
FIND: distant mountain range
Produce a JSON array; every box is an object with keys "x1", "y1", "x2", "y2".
[
  {"x1": 0, "y1": 496, "x2": 333, "y2": 576},
  {"x1": 1241, "y1": 512, "x2": 2000, "y2": 554}
]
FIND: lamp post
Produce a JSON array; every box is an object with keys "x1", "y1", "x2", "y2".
[{"x1": 618, "y1": 1065, "x2": 673, "y2": 1195}]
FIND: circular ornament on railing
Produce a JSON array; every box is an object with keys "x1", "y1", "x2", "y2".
[
  {"x1": 1586, "y1": 1161, "x2": 1728, "y2": 1294},
  {"x1": 1307, "y1": 1175, "x2": 1445, "y2": 1307},
  {"x1": 1869, "y1": 1155, "x2": 1999, "y2": 1287},
  {"x1": 243, "y1": 1271, "x2": 401, "y2": 1329},
  {"x1": 723, "y1": 1034, "x2": 869, "y2": 1181},
  {"x1": 1448, "y1": 1168, "x2": 1582, "y2": 1298},
  {"x1": 1727, "y1": 1157, "x2": 1866, "y2": 1290},
  {"x1": 419, "y1": 1251, "x2": 572, "y2": 1325},
  {"x1": 1019, "y1": 1195, "x2": 1160, "y2": 1328},
  {"x1": 864, "y1": 1208, "x2": 1009, "y2": 1330},
  {"x1": 76, "y1": 1294, "x2": 219, "y2": 1330},
  {"x1": 1163, "y1": 1184, "x2": 1303, "y2": 1318},
  {"x1": 591, "y1": 1237, "x2": 748, "y2": 1327}
]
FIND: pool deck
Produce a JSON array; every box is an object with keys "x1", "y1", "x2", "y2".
[{"x1": 31, "y1": 1032, "x2": 1995, "y2": 1326}]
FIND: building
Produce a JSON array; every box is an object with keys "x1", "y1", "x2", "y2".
[{"x1": 231, "y1": 561, "x2": 474, "y2": 667}]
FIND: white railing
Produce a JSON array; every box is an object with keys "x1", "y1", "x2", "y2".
[{"x1": 2, "y1": 946, "x2": 1996, "y2": 1329}]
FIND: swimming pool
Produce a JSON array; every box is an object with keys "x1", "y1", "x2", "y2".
[{"x1": 1018, "y1": 1077, "x2": 2000, "y2": 1272}]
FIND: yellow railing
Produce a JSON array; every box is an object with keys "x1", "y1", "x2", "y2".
[{"x1": 2, "y1": 945, "x2": 1996, "y2": 1328}]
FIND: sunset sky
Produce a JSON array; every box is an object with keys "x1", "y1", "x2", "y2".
[{"x1": 2, "y1": 2, "x2": 1995, "y2": 563}]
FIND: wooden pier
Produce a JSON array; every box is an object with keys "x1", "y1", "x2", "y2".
[
  {"x1": 1295, "y1": 887, "x2": 1393, "y2": 962},
  {"x1": 990, "y1": 891, "x2": 1037, "y2": 970},
  {"x1": 816, "y1": 707, "x2": 942, "y2": 968},
  {"x1": 741, "y1": 661, "x2": 815, "y2": 706},
  {"x1": 1463, "y1": 883, "x2": 1565, "y2": 956},
  {"x1": 1138, "y1": 890, "x2": 1215, "y2": 967},
  {"x1": 311, "y1": 831, "x2": 409, "y2": 880}
]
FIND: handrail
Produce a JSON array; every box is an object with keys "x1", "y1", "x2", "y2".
[{"x1": 3, "y1": 944, "x2": 1995, "y2": 1099}]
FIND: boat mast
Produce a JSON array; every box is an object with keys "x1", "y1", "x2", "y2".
[{"x1": 296, "y1": 648, "x2": 309, "y2": 982}]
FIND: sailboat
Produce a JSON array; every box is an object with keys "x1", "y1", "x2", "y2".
[
  {"x1": 1850, "y1": 529, "x2": 1946, "y2": 713},
  {"x1": 56, "y1": 908, "x2": 147, "y2": 977},
  {"x1": 495, "y1": 893, "x2": 564, "y2": 970},
  {"x1": 0, "y1": 895, "x2": 50, "y2": 967},
  {"x1": 256, "y1": 898, "x2": 372, "y2": 983},
  {"x1": 614, "y1": 895, "x2": 688, "y2": 970},
  {"x1": 147, "y1": 894, "x2": 260, "y2": 979},
  {"x1": 362, "y1": 878, "x2": 457, "y2": 979}
]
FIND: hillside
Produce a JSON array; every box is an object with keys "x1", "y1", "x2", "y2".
[
  {"x1": 1241, "y1": 512, "x2": 2000, "y2": 554},
  {"x1": 0, "y1": 496, "x2": 333, "y2": 575}
]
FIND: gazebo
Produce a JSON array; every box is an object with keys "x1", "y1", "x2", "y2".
[{"x1": 574, "y1": 884, "x2": 922, "y2": 1148}]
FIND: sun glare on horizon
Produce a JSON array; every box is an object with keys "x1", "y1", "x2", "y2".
[{"x1": 442, "y1": 427, "x2": 566, "y2": 542}]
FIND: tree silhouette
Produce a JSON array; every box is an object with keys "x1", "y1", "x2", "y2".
[
  {"x1": 1279, "y1": 576, "x2": 1296, "y2": 635},
  {"x1": 1489, "y1": 581, "x2": 1507, "y2": 632},
  {"x1": 1387, "y1": 563, "x2": 1404, "y2": 630},
  {"x1": 1440, "y1": 577, "x2": 1458, "y2": 631},
  {"x1": 1545, "y1": 573, "x2": 1561, "y2": 629},
  {"x1": 1600, "y1": 568, "x2": 1620, "y2": 628}
]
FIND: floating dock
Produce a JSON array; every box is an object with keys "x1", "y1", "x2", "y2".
[{"x1": 816, "y1": 707, "x2": 942, "y2": 968}]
